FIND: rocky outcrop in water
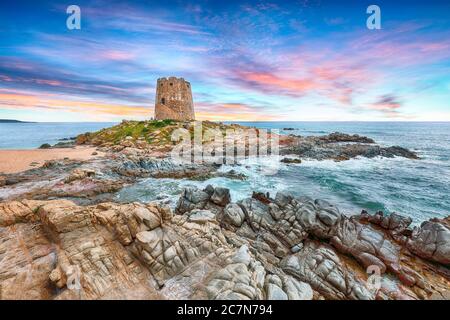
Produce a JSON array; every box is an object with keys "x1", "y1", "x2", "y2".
[
  {"x1": 1, "y1": 186, "x2": 448, "y2": 300},
  {"x1": 281, "y1": 132, "x2": 419, "y2": 161},
  {"x1": 73, "y1": 121, "x2": 418, "y2": 163},
  {"x1": 319, "y1": 132, "x2": 376, "y2": 144}
]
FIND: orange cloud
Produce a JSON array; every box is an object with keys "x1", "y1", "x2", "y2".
[
  {"x1": 0, "y1": 91, "x2": 278, "y2": 121},
  {"x1": 196, "y1": 112, "x2": 275, "y2": 121},
  {"x1": 0, "y1": 91, "x2": 150, "y2": 117},
  {"x1": 195, "y1": 102, "x2": 279, "y2": 121},
  {"x1": 239, "y1": 71, "x2": 318, "y2": 93}
]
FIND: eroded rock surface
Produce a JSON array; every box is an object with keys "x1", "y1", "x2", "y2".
[{"x1": 0, "y1": 186, "x2": 449, "y2": 300}]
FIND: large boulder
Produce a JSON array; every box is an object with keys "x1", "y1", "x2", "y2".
[
  {"x1": 206, "y1": 245, "x2": 266, "y2": 300},
  {"x1": 281, "y1": 241, "x2": 374, "y2": 300},
  {"x1": 407, "y1": 220, "x2": 450, "y2": 266}
]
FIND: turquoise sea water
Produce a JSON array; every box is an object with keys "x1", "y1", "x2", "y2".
[
  {"x1": 0, "y1": 122, "x2": 116, "y2": 149},
  {"x1": 1, "y1": 121, "x2": 449, "y2": 223},
  {"x1": 117, "y1": 122, "x2": 450, "y2": 223}
]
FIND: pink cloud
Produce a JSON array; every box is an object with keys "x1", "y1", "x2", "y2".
[
  {"x1": 238, "y1": 71, "x2": 319, "y2": 93},
  {"x1": 366, "y1": 94, "x2": 406, "y2": 118},
  {"x1": 100, "y1": 50, "x2": 136, "y2": 61}
]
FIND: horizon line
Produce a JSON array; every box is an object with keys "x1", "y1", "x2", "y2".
[{"x1": 2, "y1": 119, "x2": 450, "y2": 123}]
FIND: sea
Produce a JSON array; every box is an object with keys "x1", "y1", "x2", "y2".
[{"x1": 1, "y1": 121, "x2": 449, "y2": 223}]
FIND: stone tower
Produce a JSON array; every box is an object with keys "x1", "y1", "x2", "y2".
[{"x1": 154, "y1": 77, "x2": 195, "y2": 121}]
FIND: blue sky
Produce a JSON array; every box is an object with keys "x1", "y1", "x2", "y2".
[{"x1": 0, "y1": 0, "x2": 449, "y2": 121}]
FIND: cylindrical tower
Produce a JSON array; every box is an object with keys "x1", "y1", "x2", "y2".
[{"x1": 154, "y1": 77, "x2": 195, "y2": 121}]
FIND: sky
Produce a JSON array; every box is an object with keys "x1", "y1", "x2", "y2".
[{"x1": 0, "y1": 0, "x2": 449, "y2": 122}]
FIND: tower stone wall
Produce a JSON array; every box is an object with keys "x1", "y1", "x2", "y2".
[{"x1": 154, "y1": 77, "x2": 195, "y2": 121}]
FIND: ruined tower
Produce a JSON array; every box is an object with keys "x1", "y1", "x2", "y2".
[{"x1": 154, "y1": 77, "x2": 195, "y2": 121}]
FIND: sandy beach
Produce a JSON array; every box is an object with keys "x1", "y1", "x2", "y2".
[{"x1": 0, "y1": 146, "x2": 103, "y2": 174}]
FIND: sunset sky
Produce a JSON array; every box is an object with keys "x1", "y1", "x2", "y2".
[{"x1": 0, "y1": 0, "x2": 449, "y2": 122}]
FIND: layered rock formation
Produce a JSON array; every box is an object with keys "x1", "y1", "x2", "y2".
[{"x1": 1, "y1": 186, "x2": 448, "y2": 300}]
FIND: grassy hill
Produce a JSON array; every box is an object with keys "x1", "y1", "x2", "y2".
[{"x1": 75, "y1": 119, "x2": 247, "y2": 148}]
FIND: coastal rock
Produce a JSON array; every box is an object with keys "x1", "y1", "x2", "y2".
[
  {"x1": 64, "y1": 168, "x2": 96, "y2": 183},
  {"x1": 382, "y1": 146, "x2": 419, "y2": 159},
  {"x1": 0, "y1": 222, "x2": 57, "y2": 299},
  {"x1": 0, "y1": 200, "x2": 39, "y2": 226},
  {"x1": 222, "y1": 203, "x2": 245, "y2": 227},
  {"x1": 330, "y1": 217, "x2": 405, "y2": 277},
  {"x1": 280, "y1": 157, "x2": 302, "y2": 164},
  {"x1": 176, "y1": 185, "x2": 229, "y2": 215},
  {"x1": 407, "y1": 220, "x2": 450, "y2": 266},
  {"x1": 359, "y1": 210, "x2": 413, "y2": 243},
  {"x1": 210, "y1": 187, "x2": 231, "y2": 206},
  {"x1": 1, "y1": 199, "x2": 160, "y2": 299},
  {"x1": 176, "y1": 187, "x2": 211, "y2": 214},
  {"x1": 282, "y1": 134, "x2": 419, "y2": 161},
  {"x1": 281, "y1": 275, "x2": 313, "y2": 300},
  {"x1": 1, "y1": 189, "x2": 449, "y2": 300},
  {"x1": 206, "y1": 245, "x2": 266, "y2": 300},
  {"x1": 319, "y1": 132, "x2": 375, "y2": 144},
  {"x1": 265, "y1": 274, "x2": 313, "y2": 300},
  {"x1": 281, "y1": 241, "x2": 374, "y2": 300},
  {"x1": 187, "y1": 209, "x2": 216, "y2": 223}
]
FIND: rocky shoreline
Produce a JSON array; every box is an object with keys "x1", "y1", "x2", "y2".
[
  {"x1": 0, "y1": 120, "x2": 448, "y2": 300},
  {"x1": 0, "y1": 186, "x2": 448, "y2": 300}
]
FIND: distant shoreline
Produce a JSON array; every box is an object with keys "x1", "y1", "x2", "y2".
[
  {"x1": 1, "y1": 119, "x2": 450, "y2": 124},
  {"x1": 0, "y1": 119, "x2": 35, "y2": 123}
]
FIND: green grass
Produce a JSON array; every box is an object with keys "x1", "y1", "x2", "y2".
[
  {"x1": 76, "y1": 119, "x2": 247, "y2": 147},
  {"x1": 77, "y1": 119, "x2": 178, "y2": 145}
]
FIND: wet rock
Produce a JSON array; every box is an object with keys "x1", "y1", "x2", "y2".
[
  {"x1": 382, "y1": 146, "x2": 419, "y2": 159},
  {"x1": 281, "y1": 158, "x2": 302, "y2": 164},
  {"x1": 282, "y1": 133, "x2": 418, "y2": 161},
  {"x1": 319, "y1": 132, "x2": 375, "y2": 144},
  {"x1": 176, "y1": 187, "x2": 211, "y2": 214},
  {"x1": 210, "y1": 187, "x2": 231, "y2": 206},
  {"x1": 176, "y1": 186, "x2": 230, "y2": 215}
]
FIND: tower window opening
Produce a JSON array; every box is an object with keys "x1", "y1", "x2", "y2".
[
  {"x1": 161, "y1": 98, "x2": 165, "y2": 105},
  {"x1": 170, "y1": 83, "x2": 173, "y2": 86}
]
